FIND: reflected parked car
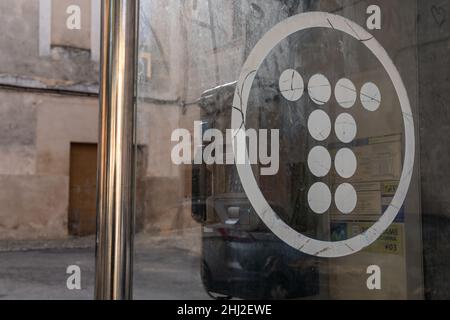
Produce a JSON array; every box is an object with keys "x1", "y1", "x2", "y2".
[
  {"x1": 199, "y1": 211, "x2": 320, "y2": 299},
  {"x1": 192, "y1": 83, "x2": 320, "y2": 299}
]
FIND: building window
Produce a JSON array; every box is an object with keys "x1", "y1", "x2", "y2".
[{"x1": 39, "y1": 0, "x2": 100, "y2": 60}]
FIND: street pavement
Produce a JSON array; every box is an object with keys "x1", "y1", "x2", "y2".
[{"x1": 0, "y1": 230, "x2": 210, "y2": 300}]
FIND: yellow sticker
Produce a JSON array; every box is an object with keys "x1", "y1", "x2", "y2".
[{"x1": 348, "y1": 222, "x2": 404, "y2": 255}]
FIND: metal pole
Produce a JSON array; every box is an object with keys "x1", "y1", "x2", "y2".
[{"x1": 95, "y1": 0, "x2": 139, "y2": 300}]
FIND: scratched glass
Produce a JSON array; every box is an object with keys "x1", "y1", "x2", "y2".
[
  {"x1": 134, "y1": 0, "x2": 450, "y2": 300},
  {"x1": 0, "y1": 0, "x2": 448, "y2": 301}
]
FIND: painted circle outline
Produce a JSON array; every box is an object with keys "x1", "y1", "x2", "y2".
[{"x1": 231, "y1": 12, "x2": 415, "y2": 258}]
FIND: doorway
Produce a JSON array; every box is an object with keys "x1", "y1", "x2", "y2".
[
  {"x1": 68, "y1": 143, "x2": 147, "y2": 236},
  {"x1": 69, "y1": 143, "x2": 98, "y2": 236}
]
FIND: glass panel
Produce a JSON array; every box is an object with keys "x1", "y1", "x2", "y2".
[
  {"x1": 135, "y1": 0, "x2": 449, "y2": 300},
  {"x1": 0, "y1": 0, "x2": 448, "y2": 301},
  {"x1": 0, "y1": 0, "x2": 99, "y2": 299}
]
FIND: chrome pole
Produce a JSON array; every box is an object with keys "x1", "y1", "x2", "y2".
[{"x1": 95, "y1": 0, "x2": 139, "y2": 300}]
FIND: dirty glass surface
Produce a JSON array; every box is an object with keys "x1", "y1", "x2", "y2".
[
  {"x1": 0, "y1": 0, "x2": 448, "y2": 301},
  {"x1": 0, "y1": 0, "x2": 99, "y2": 299},
  {"x1": 135, "y1": 0, "x2": 449, "y2": 300}
]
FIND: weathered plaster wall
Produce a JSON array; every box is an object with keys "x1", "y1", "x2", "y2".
[
  {"x1": 0, "y1": 90, "x2": 98, "y2": 239},
  {"x1": 0, "y1": 0, "x2": 98, "y2": 92}
]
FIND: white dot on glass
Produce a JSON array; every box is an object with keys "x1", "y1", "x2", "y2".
[
  {"x1": 360, "y1": 82, "x2": 381, "y2": 111},
  {"x1": 308, "y1": 74, "x2": 331, "y2": 105},
  {"x1": 308, "y1": 146, "x2": 332, "y2": 178},
  {"x1": 279, "y1": 69, "x2": 304, "y2": 101},
  {"x1": 308, "y1": 182, "x2": 332, "y2": 214},
  {"x1": 335, "y1": 113, "x2": 357, "y2": 144},
  {"x1": 308, "y1": 109, "x2": 331, "y2": 141},
  {"x1": 334, "y1": 148, "x2": 357, "y2": 179},
  {"x1": 335, "y1": 78, "x2": 357, "y2": 109},
  {"x1": 335, "y1": 183, "x2": 357, "y2": 214}
]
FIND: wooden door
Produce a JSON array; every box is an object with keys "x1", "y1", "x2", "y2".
[{"x1": 69, "y1": 143, "x2": 98, "y2": 236}]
